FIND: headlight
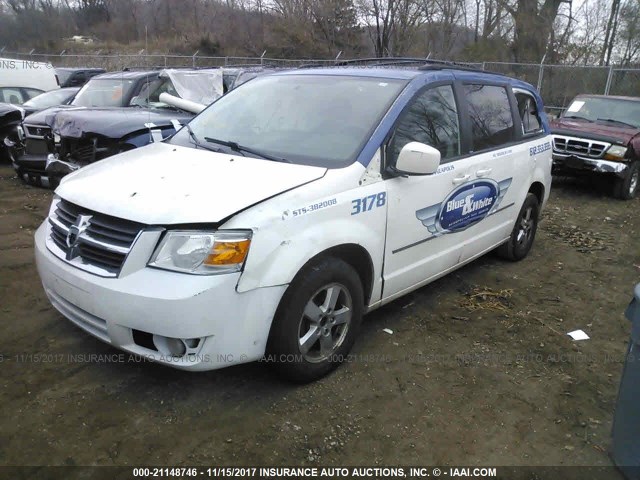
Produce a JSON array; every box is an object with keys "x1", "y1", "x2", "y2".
[
  {"x1": 604, "y1": 145, "x2": 628, "y2": 161},
  {"x1": 148, "y1": 230, "x2": 252, "y2": 275}
]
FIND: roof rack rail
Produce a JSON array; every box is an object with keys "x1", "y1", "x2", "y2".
[
  {"x1": 335, "y1": 57, "x2": 429, "y2": 66},
  {"x1": 417, "y1": 59, "x2": 486, "y2": 73},
  {"x1": 296, "y1": 56, "x2": 488, "y2": 72},
  {"x1": 121, "y1": 66, "x2": 165, "y2": 71},
  {"x1": 295, "y1": 57, "x2": 434, "y2": 69}
]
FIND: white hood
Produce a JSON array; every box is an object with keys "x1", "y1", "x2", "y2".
[{"x1": 56, "y1": 143, "x2": 327, "y2": 224}]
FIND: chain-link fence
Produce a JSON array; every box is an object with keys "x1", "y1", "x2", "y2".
[
  {"x1": 483, "y1": 62, "x2": 610, "y2": 115},
  {"x1": 609, "y1": 68, "x2": 640, "y2": 97},
  {"x1": 2, "y1": 50, "x2": 638, "y2": 113}
]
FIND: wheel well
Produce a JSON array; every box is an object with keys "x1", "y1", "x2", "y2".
[
  {"x1": 305, "y1": 244, "x2": 375, "y2": 307},
  {"x1": 528, "y1": 182, "x2": 545, "y2": 205}
]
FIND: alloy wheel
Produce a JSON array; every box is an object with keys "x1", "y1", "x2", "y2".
[
  {"x1": 297, "y1": 283, "x2": 352, "y2": 363},
  {"x1": 516, "y1": 206, "x2": 534, "y2": 247}
]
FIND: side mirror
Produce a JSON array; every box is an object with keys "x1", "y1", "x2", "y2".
[{"x1": 394, "y1": 142, "x2": 441, "y2": 176}]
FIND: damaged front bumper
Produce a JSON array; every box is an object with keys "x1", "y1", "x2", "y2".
[
  {"x1": 552, "y1": 152, "x2": 628, "y2": 176},
  {"x1": 45, "y1": 154, "x2": 81, "y2": 178},
  {"x1": 14, "y1": 153, "x2": 51, "y2": 187}
]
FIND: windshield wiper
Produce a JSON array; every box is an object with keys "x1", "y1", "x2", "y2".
[
  {"x1": 204, "y1": 137, "x2": 290, "y2": 163},
  {"x1": 185, "y1": 124, "x2": 218, "y2": 152},
  {"x1": 563, "y1": 115, "x2": 593, "y2": 122},
  {"x1": 597, "y1": 118, "x2": 637, "y2": 129}
]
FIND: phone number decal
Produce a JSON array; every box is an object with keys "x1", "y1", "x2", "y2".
[
  {"x1": 292, "y1": 198, "x2": 337, "y2": 217},
  {"x1": 529, "y1": 142, "x2": 551, "y2": 156}
]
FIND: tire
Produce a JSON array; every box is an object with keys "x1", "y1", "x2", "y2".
[
  {"x1": 48, "y1": 175, "x2": 61, "y2": 190},
  {"x1": 613, "y1": 161, "x2": 639, "y2": 200},
  {"x1": 0, "y1": 144, "x2": 9, "y2": 163},
  {"x1": 267, "y1": 257, "x2": 364, "y2": 383},
  {"x1": 496, "y1": 193, "x2": 540, "y2": 262}
]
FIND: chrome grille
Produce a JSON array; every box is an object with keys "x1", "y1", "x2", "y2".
[
  {"x1": 552, "y1": 135, "x2": 610, "y2": 159},
  {"x1": 47, "y1": 198, "x2": 144, "y2": 277}
]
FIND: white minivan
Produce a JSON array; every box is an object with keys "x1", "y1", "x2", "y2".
[
  {"x1": 34, "y1": 65, "x2": 552, "y2": 382},
  {"x1": 0, "y1": 57, "x2": 59, "y2": 104}
]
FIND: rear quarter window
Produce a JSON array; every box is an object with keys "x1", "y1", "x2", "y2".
[{"x1": 515, "y1": 90, "x2": 543, "y2": 135}]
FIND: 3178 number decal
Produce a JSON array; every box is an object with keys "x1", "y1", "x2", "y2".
[{"x1": 351, "y1": 192, "x2": 386, "y2": 215}]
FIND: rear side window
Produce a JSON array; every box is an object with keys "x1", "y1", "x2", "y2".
[
  {"x1": 0, "y1": 87, "x2": 25, "y2": 104},
  {"x1": 515, "y1": 90, "x2": 542, "y2": 135},
  {"x1": 464, "y1": 84, "x2": 514, "y2": 151},
  {"x1": 388, "y1": 84, "x2": 460, "y2": 164}
]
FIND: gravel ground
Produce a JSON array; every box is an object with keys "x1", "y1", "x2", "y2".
[{"x1": 0, "y1": 165, "x2": 638, "y2": 478}]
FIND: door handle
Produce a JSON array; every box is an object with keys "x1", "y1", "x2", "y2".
[
  {"x1": 452, "y1": 174, "x2": 471, "y2": 185},
  {"x1": 476, "y1": 168, "x2": 493, "y2": 177}
]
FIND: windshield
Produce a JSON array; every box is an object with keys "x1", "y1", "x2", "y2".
[
  {"x1": 173, "y1": 74, "x2": 406, "y2": 167},
  {"x1": 23, "y1": 88, "x2": 76, "y2": 108},
  {"x1": 131, "y1": 77, "x2": 178, "y2": 108},
  {"x1": 71, "y1": 78, "x2": 137, "y2": 107},
  {"x1": 563, "y1": 96, "x2": 640, "y2": 128}
]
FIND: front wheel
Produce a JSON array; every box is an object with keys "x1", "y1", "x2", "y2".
[
  {"x1": 267, "y1": 257, "x2": 364, "y2": 383},
  {"x1": 613, "y1": 161, "x2": 639, "y2": 200},
  {"x1": 496, "y1": 193, "x2": 540, "y2": 261}
]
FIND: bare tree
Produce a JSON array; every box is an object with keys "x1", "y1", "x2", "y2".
[
  {"x1": 498, "y1": 0, "x2": 573, "y2": 62},
  {"x1": 559, "y1": 0, "x2": 609, "y2": 65},
  {"x1": 600, "y1": 0, "x2": 622, "y2": 65},
  {"x1": 358, "y1": 0, "x2": 424, "y2": 56},
  {"x1": 617, "y1": 0, "x2": 640, "y2": 66}
]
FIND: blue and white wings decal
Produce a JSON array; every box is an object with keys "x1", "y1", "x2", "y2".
[
  {"x1": 416, "y1": 204, "x2": 441, "y2": 235},
  {"x1": 492, "y1": 178, "x2": 513, "y2": 213},
  {"x1": 416, "y1": 178, "x2": 512, "y2": 236}
]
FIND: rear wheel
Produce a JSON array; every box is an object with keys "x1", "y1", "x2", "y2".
[
  {"x1": 267, "y1": 257, "x2": 364, "y2": 383},
  {"x1": 496, "y1": 193, "x2": 540, "y2": 261},
  {"x1": 613, "y1": 161, "x2": 639, "y2": 200}
]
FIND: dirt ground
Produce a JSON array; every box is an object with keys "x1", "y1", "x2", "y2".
[{"x1": 1, "y1": 163, "x2": 638, "y2": 475}]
